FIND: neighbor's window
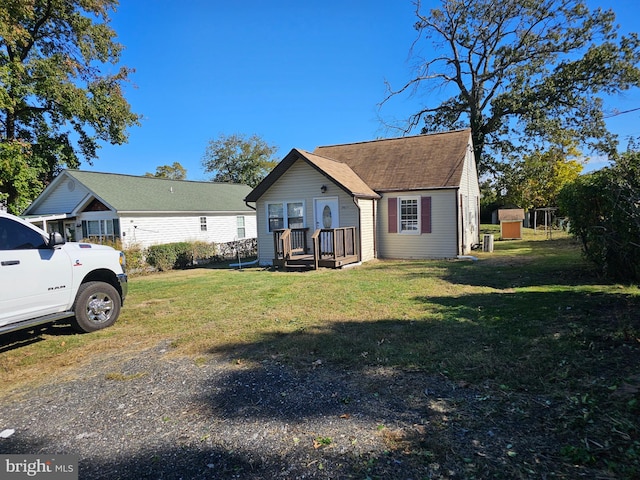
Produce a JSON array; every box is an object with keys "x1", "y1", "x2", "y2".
[
  {"x1": 237, "y1": 216, "x2": 246, "y2": 238},
  {"x1": 200, "y1": 217, "x2": 207, "y2": 231},
  {"x1": 81, "y1": 219, "x2": 120, "y2": 242},
  {"x1": 399, "y1": 197, "x2": 419, "y2": 233}
]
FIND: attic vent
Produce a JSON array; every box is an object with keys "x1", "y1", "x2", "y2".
[
  {"x1": 67, "y1": 180, "x2": 75, "y2": 192},
  {"x1": 170, "y1": 187, "x2": 174, "y2": 193}
]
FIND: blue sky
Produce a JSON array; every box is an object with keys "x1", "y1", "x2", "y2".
[{"x1": 89, "y1": 0, "x2": 640, "y2": 180}]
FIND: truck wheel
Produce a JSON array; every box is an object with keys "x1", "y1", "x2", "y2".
[{"x1": 71, "y1": 281, "x2": 121, "y2": 333}]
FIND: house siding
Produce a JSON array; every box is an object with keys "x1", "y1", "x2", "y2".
[
  {"x1": 377, "y1": 189, "x2": 458, "y2": 259},
  {"x1": 458, "y1": 143, "x2": 481, "y2": 253},
  {"x1": 356, "y1": 198, "x2": 376, "y2": 262},
  {"x1": 28, "y1": 177, "x2": 92, "y2": 215},
  {"x1": 119, "y1": 213, "x2": 257, "y2": 249},
  {"x1": 255, "y1": 159, "x2": 360, "y2": 265}
]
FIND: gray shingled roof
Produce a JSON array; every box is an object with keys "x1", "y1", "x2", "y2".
[
  {"x1": 65, "y1": 170, "x2": 254, "y2": 213},
  {"x1": 314, "y1": 129, "x2": 472, "y2": 191}
]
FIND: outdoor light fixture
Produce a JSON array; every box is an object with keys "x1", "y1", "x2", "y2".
[{"x1": 321, "y1": 185, "x2": 327, "y2": 193}]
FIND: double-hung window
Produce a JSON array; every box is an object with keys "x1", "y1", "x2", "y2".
[
  {"x1": 267, "y1": 201, "x2": 304, "y2": 232},
  {"x1": 237, "y1": 216, "x2": 246, "y2": 238},
  {"x1": 200, "y1": 217, "x2": 207, "y2": 231},
  {"x1": 399, "y1": 197, "x2": 419, "y2": 233},
  {"x1": 388, "y1": 196, "x2": 432, "y2": 234}
]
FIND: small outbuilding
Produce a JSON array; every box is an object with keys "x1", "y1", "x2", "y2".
[{"x1": 498, "y1": 209, "x2": 525, "y2": 240}]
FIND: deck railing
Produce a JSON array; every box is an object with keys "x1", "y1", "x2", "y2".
[
  {"x1": 313, "y1": 227, "x2": 357, "y2": 258},
  {"x1": 274, "y1": 226, "x2": 358, "y2": 269},
  {"x1": 273, "y1": 228, "x2": 309, "y2": 259}
]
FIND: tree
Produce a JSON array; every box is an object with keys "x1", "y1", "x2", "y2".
[
  {"x1": 498, "y1": 145, "x2": 583, "y2": 210},
  {"x1": 382, "y1": 0, "x2": 640, "y2": 174},
  {"x1": 0, "y1": 0, "x2": 140, "y2": 213},
  {"x1": 145, "y1": 162, "x2": 187, "y2": 180},
  {"x1": 202, "y1": 133, "x2": 278, "y2": 187}
]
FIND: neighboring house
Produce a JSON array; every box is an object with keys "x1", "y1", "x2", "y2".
[
  {"x1": 22, "y1": 170, "x2": 256, "y2": 249},
  {"x1": 244, "y1": 129, "x2": 481, "y2": 268}
]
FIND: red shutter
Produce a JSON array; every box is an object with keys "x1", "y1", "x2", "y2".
[
  {"x1": 421, "y1": 196, "x2": 432, "y2": 234},
  {"x1": 388, "y1": 197, "x2": 397, "y2": 233}
]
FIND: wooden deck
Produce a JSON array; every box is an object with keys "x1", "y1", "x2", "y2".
[{"x1": 273, "y1": 227, "x2": 359, "y2": 270}]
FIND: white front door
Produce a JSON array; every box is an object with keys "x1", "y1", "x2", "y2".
[
  {"x1": 314, "y1": 197, "x2": 339, "y2": 254},
  {"x1": 314, "y1": 197, "x2": 339, "y2": 229}
]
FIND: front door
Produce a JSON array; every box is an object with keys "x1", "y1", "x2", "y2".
[
  {"x1": 314, "y1": 197, "x2": 339, "y2": 253},
  {"x1": 314, "y1": 197, "x2": 339, "y2": 229}
]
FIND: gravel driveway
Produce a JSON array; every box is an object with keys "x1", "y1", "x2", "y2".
[{"x1": 1, "y1": 340, "x2": 580, "y2": 479}]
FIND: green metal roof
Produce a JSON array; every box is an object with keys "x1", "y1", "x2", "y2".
[{"x1": 65, "y1": 170, "x2": 254, "y2": 213}]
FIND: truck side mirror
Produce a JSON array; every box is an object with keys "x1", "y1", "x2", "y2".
[{"x1": 49, "y1": 232, "x2": 66, "y2": 247}]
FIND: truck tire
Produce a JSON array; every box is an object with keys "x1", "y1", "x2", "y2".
[{"x1": 71, "y1": 281, "x2": 121, "y2": 333}]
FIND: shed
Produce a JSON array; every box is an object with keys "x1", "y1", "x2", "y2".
[{"x1": 498, "y1": 209, "x2": 525, "y2": 240}]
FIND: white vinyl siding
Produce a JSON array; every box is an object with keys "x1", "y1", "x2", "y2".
[
  {"x1": 254, "y1": 159, "x2": 360, "y2": 265},
  {"x1": 458, "y1": 144, "x2": 481, "y2": 253},
  {"x1": 118, "y1": 213, "x2": 257, "y2": 249},
  {"x1": 378, "y1": 189, "x2": 457, "y2": 259},
  {"x1": 27, "y1": 178, "x2": 93, "y2": 215}
]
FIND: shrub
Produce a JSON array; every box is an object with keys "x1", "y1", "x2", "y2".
[
  {"x1": 122, "y1": 243, "x2": 146, "y2": 273},
  {"x1": 146, "y1": 242, "x2": 192, "y2": 272},
  {"x1": 558, "y1": 152, "x2": 640, "y2": 280}
]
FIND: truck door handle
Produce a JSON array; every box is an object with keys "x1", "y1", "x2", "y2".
[{"x1": 1, "y1": 260, "x2": 20, "y2": 266}]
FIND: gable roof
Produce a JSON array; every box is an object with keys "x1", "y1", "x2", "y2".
[
  {"x1": 244, "y1": 129, "x2": 473, "y2": 203},
  {"x1": 26, "y1": 170, "x2": 254, "y2": 214},
  {"x1": 313, "y1": 129, "x2": 472, "y2": 192},
  {"x1": 245, "y1": 148, "x2": 380, "y2": 202}
]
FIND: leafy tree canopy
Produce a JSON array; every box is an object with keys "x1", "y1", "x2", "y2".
[
  {"x1": 0, "y1": 0, "x2": 140, "y2": 213},
  {"x1": 382, "y1": 0, "x2": 640, "y2": 175},
  {"x1": 498, "y1": 143, "x2": 583, "y2": 210},
  {"x1": 145, "y1": 162, "x2": 187, "y2": 180},
  {"x1": 202, "y1": 133, "x2": 278, "y2": 187}
]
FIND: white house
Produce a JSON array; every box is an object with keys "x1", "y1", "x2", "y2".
[
  {"x1": 22, "y1": 170, "x2": 256, "y2": 249},
  {"x1": 244, "y1": 129, "x2": 481, "y2": 268}
]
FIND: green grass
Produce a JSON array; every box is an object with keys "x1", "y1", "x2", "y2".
[{"x1": 1, "y1": 226, "x2": 639, "y2": 475}]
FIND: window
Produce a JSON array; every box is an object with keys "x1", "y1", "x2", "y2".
[
  {"x1": 200, "y1": 217, "x2": 207, "y2": 231},
  {"x1": 0, "y1": 218, "x2": 48, "y2": 250},
  {"x1": 287, "y1": 202, "x2": 304, "y2": 228},
  {"x1": 388, "y1": 196, "x2": 432, "y2": 234},
  {"x1": 399, "y1": 197, "x2": 419, "y2": 233},
  {"x1": 237, "y1": 216, "x2": 246, "y2": 238},
  {"x1": 267, "y1": 203, "x2": 284, "y2": 231},
  {"x1": 81, "y1": 219, "x2": 120, "y2": 242},
  {"x1": 267, "y1": 201, "x2": 305, "y2": 232}
]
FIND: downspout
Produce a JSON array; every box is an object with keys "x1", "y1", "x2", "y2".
[{"x1": 245, "y1": 201, "x2": 256, "y2": 211}]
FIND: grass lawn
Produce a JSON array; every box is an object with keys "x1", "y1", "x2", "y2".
[{"x1": 1, "y1": 225, "x2": 639, "y2": 476}]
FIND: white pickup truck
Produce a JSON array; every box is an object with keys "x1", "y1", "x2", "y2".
[{"x1": 0, "y1": 211, "x2": 127, "y2": 335}]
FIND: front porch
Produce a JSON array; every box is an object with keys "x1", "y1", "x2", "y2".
[{"x1": 273, "y1": 227, "x2": 359, "y2": 270}]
